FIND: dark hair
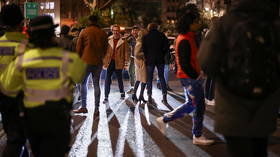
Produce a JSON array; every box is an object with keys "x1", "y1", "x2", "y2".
[
  {"x1": 88, "y1": 14, "x2": 98, "y2": 23},
  {"x1": 0, "y1": 4, "x2": 23, "y2": 27},
  {"x1": 176, "y1": 12, "x2": 199, "y2": 34},
  {"x1": 60, "y1": 25, "x2": 70, "y2": 35},
  {"x1": 147, "y1": 23, "x2": 158, "y2": 31},
  {"x1": 177, "y1": 4, "x2": 200, "y2": 17}
]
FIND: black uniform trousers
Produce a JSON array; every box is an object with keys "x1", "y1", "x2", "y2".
[
  {"x1": 0, "y1": 92, "x2": 28, "y2": 157},
  {"x1": 24, "y1": 99, "x2": 71, "y2": 157}
]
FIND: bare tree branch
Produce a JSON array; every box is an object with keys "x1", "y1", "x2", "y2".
[
  {"x1": 83, "y1": 0, "x2": 97, "y2": 10},
  {"x1": 99, "y1": 0, "x2": 115, "y2": 10}
]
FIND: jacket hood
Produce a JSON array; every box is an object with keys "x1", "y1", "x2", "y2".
[{"x1": 230, "y1": 0, "x2": 274, "y2": 17}]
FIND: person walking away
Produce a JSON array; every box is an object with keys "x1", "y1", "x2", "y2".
[
  {"x1": 131, "y1": 30, "x2": 147, "y2": 103},
  {"x1": 0, "y1": 4, "x2": 29, "y2": 157},
  {"x1": 0, "y1": 15, "x2": 86, "y2": 157},
  {"x1": 103, "y1": 24, "x2": 129, "y2": 104},
  {"x1": 156, "y1": 48, "x2": 172, "y2": 91},
  {"x1": 198, "y1": 0, "x2": 280, "y2": 156},
  {"x1": 142, "y1": 23, "x2": 169, "y2": 105},
  {"x1": 156, "y1": 7, "x2": 214, "y2": 145},
  {"x1": 73, "y1": 15, "x2": 108, "y2": 114},
  {"x1": 126, "y1": 26, "x2": 139, "y2": 94}
]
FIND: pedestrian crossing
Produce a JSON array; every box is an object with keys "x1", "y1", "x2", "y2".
[
  {"x1": 68, "y1": 80, "x2": 280, "y2": 157},
  {"x1": 0, "y1": 80, "x2": 279, "y2": 157}
]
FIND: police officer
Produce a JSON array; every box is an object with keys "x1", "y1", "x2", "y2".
[
  {"x1": 0, "y1": 4, "x2": 29, "y2": 157},
  {"x1": 0, "y1": 15, "x2": 86, "y2": 157}
]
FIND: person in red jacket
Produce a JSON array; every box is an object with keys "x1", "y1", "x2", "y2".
[{"x1": 156, "y1": 5, "x2": 214, "y2": 145}]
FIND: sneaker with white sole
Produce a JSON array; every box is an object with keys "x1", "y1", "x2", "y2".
[{"x1": 193, "y1": 135, "x2": 214, "y2": 145}]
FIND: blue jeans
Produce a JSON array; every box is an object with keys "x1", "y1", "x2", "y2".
[
  {"x1": 147, "y1": 64, "x2": 167, "y2": 96},
  {"x1": 157, "y1": 64, "x2": 169, "y2": 85},
  {"x1": 81, "y1": 64, "x2": 102, "y2": 108},
  {"x1": 104, "y1": 60, "x2": 124, "y2": 98},
  {"x1": 163, "y1": 78, "x2": 205, "y2": 137}
]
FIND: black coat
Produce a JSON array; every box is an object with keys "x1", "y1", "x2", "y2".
[
  {"x1": 198, "y1": 0, "x2": 280, "y2": 137},
  {"x1": 142, "y1": 29, "x2": 169, "y2": 66}
]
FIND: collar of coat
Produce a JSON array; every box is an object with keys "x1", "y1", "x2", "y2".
[{"x1": 108, "y1": 35, "x2": 126, "y2": 49}]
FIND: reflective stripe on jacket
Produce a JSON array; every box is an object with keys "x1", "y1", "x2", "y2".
[
  {"x1": 0, "y1": 32, "x2": 26, "y2": 74},
  {"x1": 0, "y1": 32, "x2": 26, "y2": 97},
  {"x1": 0, "y1": 47, "x2": 86, "y2": 108}
]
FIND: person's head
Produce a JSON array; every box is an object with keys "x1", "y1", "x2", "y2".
[
  {"x1": 0, "y1": 4, "x2": 24, "y2": 29},
  {"x1": 111, "y1": 24, "x2": 121, "y2": 39},
  {"x1": 131, "y1": 26, "x2": 139, "y2": 38},
  {"x1": 60, "y1": 25, "x2": 70, "y2": 36},
  {"x1": 147, "y1": 23, "x2": 158, "y2": 32},
  {"x1": 176, "y1": 11, "x2": 201, "y2": 34},
  {"x1": 177, "y1": 3, "x2": 200, "y2": 18},
  {"x1": 88, "y1": 14, "x2": 98, "y2": 25},
  {"x1": 28, "y1": 15, "x2": 58, "y2": 48}
]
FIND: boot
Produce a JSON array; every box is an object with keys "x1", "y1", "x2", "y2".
[
  {"x1": 138, "y1": 95, "x2": 147, "y2": 104},
  {"x1": 162, "y1": 94, "x2": 168, "y2": 104},
  {"x1": 138, "y1": 83, "x2": 147, "y2": 104},
  {"x1": 132, "y1": 93, "x2": 138, "y2": 103},
  {"x1": 148, "y1": 95, "x2": 154, "y2": 104}
]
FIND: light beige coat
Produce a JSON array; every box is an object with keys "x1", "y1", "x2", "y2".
[{"x1": 134, "y1": 39, "x2": 147, "y2": 83}]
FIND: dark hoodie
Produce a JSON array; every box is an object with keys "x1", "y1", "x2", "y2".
[{"x1": 198, "y1": 0, "x2": 280, "y2": 137}]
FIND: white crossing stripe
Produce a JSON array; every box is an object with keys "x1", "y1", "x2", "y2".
[
  {"x1": 97, "y1": 98, "x2": 113, "y2": 157},
  {"x1": 134, "y1": 103, "x2": 145, "y2": 157},
  {"x1": 114, "y1": 110, "x2": 130, "y2": 157}
]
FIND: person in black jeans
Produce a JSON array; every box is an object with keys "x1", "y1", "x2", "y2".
[{"x1": 142, "y1": 23, "x2": 169, "y2": 104}]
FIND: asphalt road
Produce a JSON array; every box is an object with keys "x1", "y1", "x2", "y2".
[{"x1": 0, "y1": 74, "x2": 279, "y2": 157}]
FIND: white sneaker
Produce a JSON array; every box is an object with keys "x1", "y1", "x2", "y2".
[
  {"x1": 205, "y1": 99, "x2": 215, "y2": 106},
  {"x1": 193, "y1": 135, "x2": 214, "y2": 145},
  {"x1": 156, "y1": 117, "x2": 166, "y2": 135}
]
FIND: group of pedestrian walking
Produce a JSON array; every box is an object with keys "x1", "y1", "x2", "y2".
[{"x1": 0, "y1": 0, "x2": 279, "y2": 157}]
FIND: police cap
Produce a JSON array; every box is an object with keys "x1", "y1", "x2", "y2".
[
  {"x1": 0, "y1": 4, "x2": 23, "y2": 27},
  {"x1": 28, "y1": 15, "x2": 58, "y2": 32}
]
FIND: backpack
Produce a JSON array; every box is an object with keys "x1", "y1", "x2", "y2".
[{"x1": 220, "y1": 14, "x2": 280, "y2": 100}]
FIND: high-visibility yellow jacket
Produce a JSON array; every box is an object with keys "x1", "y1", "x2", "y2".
[
  {"x1": 0, "y1": 32, "x2": 26, "y2": 73},
  {"x1": 0, "y1": 32, "x2": 26, "y2": 97},
  {"x1": 0, "y1": 47, "x2": 86, "y2": 108}
]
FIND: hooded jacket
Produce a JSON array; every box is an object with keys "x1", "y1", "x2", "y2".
[{"x1": 198, "y1": 0, "x2": 280, "y2": 137}]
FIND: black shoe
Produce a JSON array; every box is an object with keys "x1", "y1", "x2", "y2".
[
  {"x1": 162, "y1": 99, "x2": 168, "y2": 104},
  {"x1": 127, "y1": 88, "x2": 134, "y2": 94},
  {"x1": 162, "y1": 94, "x2": 168, "y2": 104},
  {"x1": 132, "y1": 94, "x2": 138, "y2": 103},
  {"x1": 73, "y1": 107, "x2": 88, "y2": 113},
  {"x1": 121, "y1": 93, "x2": 125, "y2": 99},
  {"x1": 103, "y1": 98, "x2": 109, "y2": 104},
  {"x1": 157, "y1": 82, "x2": 161, "y2": 89},
  {"x1": 148, "y1": 96, "x2": 154, "y2": 104},
  {"x1": 138, "y1": 96, "x2": 147, "y2": 104},
  {"x1": 167, "y1": 86, "x2": 172, "y2": 91}
]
